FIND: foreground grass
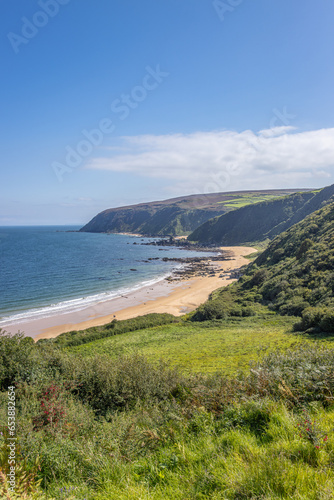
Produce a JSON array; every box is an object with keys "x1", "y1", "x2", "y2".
[
  {"x1": 71, "y1": 315, "x2": 311, "y2": 374},
  {"x1": 25, "y1": 403, "x2": 334, "y2": 499},
  {"x1": 2, "y1": 338, "x2": 334, "y2": 499},
  {"x1": 2, "y1": 312, "x2": 334, "y2": 499}
]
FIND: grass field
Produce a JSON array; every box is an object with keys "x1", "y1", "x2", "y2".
[
  {"x1": 69, "y1": 314, "x2": 326, "y2": 374},
  {"x1": 218, "y1": 193, "x2": 283, "y2": 209}
]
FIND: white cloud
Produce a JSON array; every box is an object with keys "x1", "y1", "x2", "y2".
[
  {"x1": 85, "y1": 127, "x2": 334, "y2": 193},
  {"x1": 258, "y1": 125, "x2": 296, "y2": 137}
]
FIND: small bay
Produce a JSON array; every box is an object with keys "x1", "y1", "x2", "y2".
[{"x1": 0, "y1": 226, "x2": 212, "y2": 326}]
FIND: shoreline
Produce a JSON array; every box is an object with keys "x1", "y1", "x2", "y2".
[
  {"x1": 115, "y1": 232, "x2": 143, "y2": 237},
  {"x1": 32, "y1": 246, "x2": 255, "y2": 342}
]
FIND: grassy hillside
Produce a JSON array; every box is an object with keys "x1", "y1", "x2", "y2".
[
  {"x1": 251, "y1": 201, "x2": 334, "y2": 329},
  {"x1": 80, "y1": 189, "x2": 299, "y2": 237},
  {"x1": 188, "y1": 184, "x2": 334, "y2": 245},
  {"x1": 192, "y1": 201, "x2": 334, "y2": 334}
]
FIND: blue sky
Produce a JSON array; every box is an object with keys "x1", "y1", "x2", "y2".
[{"x1": 1, "y1": 0, "x2": 334, "y2": 225}]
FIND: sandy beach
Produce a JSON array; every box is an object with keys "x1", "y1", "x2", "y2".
[{"x1": 4, "y1": 246, "x2": 255, "y2": 341}]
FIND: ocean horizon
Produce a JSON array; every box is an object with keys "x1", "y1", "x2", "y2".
[{"x1": 0, "y1": 226, "x2": 212, "y2": 327}]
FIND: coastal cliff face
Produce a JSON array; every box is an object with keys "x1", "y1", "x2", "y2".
[
  {"x1": 80, "y1": 204, "x2": 223, "y2": 236},
  {"x1": 79, "y1": 189, "x2": 300, "y2": 236},
  {"x1": 188, "y1": 184, "x2": 334, "y2": 245}
]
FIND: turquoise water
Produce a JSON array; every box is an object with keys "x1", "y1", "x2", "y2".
[{"x1": 0, "y1": 226, "x2": 212, "y2": 326}]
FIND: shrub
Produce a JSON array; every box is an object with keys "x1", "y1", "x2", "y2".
[
  {"x1": 279, "y1": 298, "x2": 309, "y2": 316},
  {"x1": 69, "y1": 353, "x2": 185, "y2": 415},
  {"x1": 272, "y1": 248, "x2": 285, "y2": 263},
  {"x1": 320, "y1": 310, "x2": 334, "y2": 333},
  {"x1": 297, "y1": 307, "x2": 325, "y2": 331},
  {"x1": 245, "y1": 345, "x2": 334, "y2": 406},
  {"x1": 32, "y1": 382, "x2": 68, "y2": 432},
  {"x1": 0, "y1": 331, "x2": 35, "y2": 390},
  {"x1": 296, "y1": 306, "x2": 334, "y2": 333},
  {"x1": 296, "y1": 238, "x2": 314, "y2": 259},
  {"x1": 51, "y1": 313, "x2": 179, "y2": 347},
  {"x1": 191, "y1": 300, "x2": 227, "y2": 322},
  {"x1": 250, "y1": 269, "x2": 268, "y2": 287}
]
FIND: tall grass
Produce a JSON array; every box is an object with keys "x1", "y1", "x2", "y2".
[{"x1": 1, "y1": 331, "x2": 334, "y2": 499}]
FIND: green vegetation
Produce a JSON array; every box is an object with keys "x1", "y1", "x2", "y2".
[
  {"x1": 80, "y1": 189, "x2": 299, "y2": 237},
  {"x1": 69, "y1": 315, "x2": 308, "y2": 374},
  {"x1": 245, "y1": 201, "x2": 334, "y2": 329},
  {"x1": 49, "y1": 313, "x2": 179, "y2": 348},
  {"x1": 188, "y1": 183, "x2": 334, "y2": 245},
  {"x1": 2, "y1": 192, "x2": 334, "y2": 498},
  {"x1": 218, "y1": 193, "x2": 284, "y2": 209},
  {"x1": 2, "y1": 333, "x2": 334, "y2": 499},
  {"x1": 191, "y1": 201, "x2": 334, "y2": 335}
]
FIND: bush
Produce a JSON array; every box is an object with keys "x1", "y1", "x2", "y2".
[
  {"x1": 296, "y1": 306, "x2": 334, "y2": 333},
  {"x1": 296, "y1": 238, "x2": 314, "y2": 259},
  {"x1": 0, "y1": 331, "x2": 35, "y2": 390},
  {"x1": 68, "y1": 353, "x2": 185, "y2": 415},
  {"x1": 191, "y1": 300, "x2": 227, "y2": 321},
  {"x1": 246, "y1": 345, "x2": 334, "y2": 406},
  {"x1": 279, "y1": 298, "x2": 309, "y2": 316},
  {"x1": 272, "y1": 248, "x2": 285, "y2": 263},
  {"x1": 297, "y1": 307, "x2": 325, "y2": 331},
  {"x1": 250, "y1": 269, "x2": 268, "y2": 286},
  {"x1": 50, "y1": 313, "x2": 179, "y2": 347},
  {"x1": 320, "y1": 310, "x2": 334, "y2": 333}
]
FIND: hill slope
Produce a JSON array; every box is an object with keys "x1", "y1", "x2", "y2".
[
  {"x1": 80, "y1": 189, "x2": 299, "y2": 236},
  {"x1": 188, "y1": 184, "x2": 334, "y2": 245},
  {"x1": 193, "y1": 200, "x2": 334, "y2": 331},
  {"x1": 251, "y1": 200, "x2": 334, "y2": 325}
]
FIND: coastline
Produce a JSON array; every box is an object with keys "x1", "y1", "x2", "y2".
[
  {"x1": 32, "y1": 246, "x2": 255, "y2": 342},
  {"x1": 115, "y1": 232, "x2": 143, "y2": 237}
]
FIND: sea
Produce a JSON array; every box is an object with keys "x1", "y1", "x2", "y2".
[{"x1": 0, "y1": 226, "x2": 213, "y2": 328}]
